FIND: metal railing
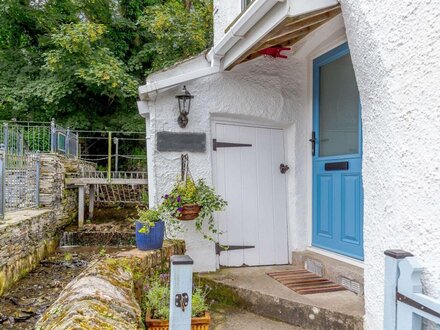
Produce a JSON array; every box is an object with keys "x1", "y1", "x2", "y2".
[
  {"x1": 0, "y1": 119, "x2": 79, "y2": 158},
  {"x1": 384, "y1": 250, "x2": 440, "y2": 329},
  {"x1": 0, "y1": 146, "x2": 40, "y2": 219},
  {"x1": 80, "y1": 171, "x2": 148, "y2": 180}
]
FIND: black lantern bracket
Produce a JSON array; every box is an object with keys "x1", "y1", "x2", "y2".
[{"x1": 175, "y1": 85, "x2": 194, "y2": 128}]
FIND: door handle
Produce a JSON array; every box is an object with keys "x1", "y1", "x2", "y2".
[
  {"x1": 309, "y1": 131, "x2": 316, "y2": 156},
  {"x1": 280, "y1": 164, "x2": 290, "y2": 174}
]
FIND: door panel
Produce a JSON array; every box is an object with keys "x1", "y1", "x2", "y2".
[
  {"x1": 316, "y1": 174, "x2": 333, "y2": 238},
  {"x1": 312, "y1": 42, "x2": 364, "y2": 260},
  {"x1": 213, "y1": 123, "x2": 288, "y2": 266},
  {"x1": 341, "y1": 174, "x2": 361, "y2": 244}
]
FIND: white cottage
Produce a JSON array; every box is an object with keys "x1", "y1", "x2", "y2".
[{"x1": 138, "y1": 1, "x2": 440, "y2": 329}]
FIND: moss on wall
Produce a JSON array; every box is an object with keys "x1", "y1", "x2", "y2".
[{"x1": 36, "y1": 240, "x2": 185, "y2": 330}]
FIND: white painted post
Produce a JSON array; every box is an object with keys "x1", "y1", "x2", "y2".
[
  {"x1": 88, "y1": 184, "x2": 95, "y2": 220},
  {"x1": 78, "y1": 185, "x2": 85, "y2": 227},
  {"x1": 396, "y1": 300, "x2": 422, "y2": 330},
  {"x1": 169, "y1": 255, "x2": 193, "y2": 330},
  {"x1": 396, "y1": 257, "x2": 423, "y2": 330},
  {"x1": 384, "y1": 250, "x2": 413, "y2": 330}
]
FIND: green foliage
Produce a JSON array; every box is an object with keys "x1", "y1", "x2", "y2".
[
  {"x1": 160, "y1": 178, "x2": 227, "y2": 241},
  {"x1": 46, "y1": 22, "x2": 138, "y2": 98},
  {"x1": 0, "y1": 0, "x2": 213, "y2": 129},
  {"x1": 143, "y1": 273, "x2": 209, "y2": 320},
  {"x1": 139, "y1": 0, "x2": 213, "y2": 72},
  {"x1": 136, "y1": 207, "x2": 161, "y2": 233}
]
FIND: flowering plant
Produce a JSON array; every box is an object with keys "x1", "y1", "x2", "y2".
[{"x1": 160, "y1": 178, "x2": 227, "y2": 241}]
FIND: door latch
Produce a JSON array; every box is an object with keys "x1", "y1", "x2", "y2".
[
  {"x1": 280, "y1": 164, "x2": 290, "y2": 174},
  {"x1": 175, "y1": 293, "x2": 189, "y2": 312},
  {"x1": 309, "y1": 131, "x2": 316, "y2": 156}
]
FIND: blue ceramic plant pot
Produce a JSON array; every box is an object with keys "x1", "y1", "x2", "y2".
[{"x1": 135, "y1": 220, "x2": 165, "y2": 251}]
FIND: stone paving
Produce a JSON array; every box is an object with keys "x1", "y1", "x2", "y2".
[{"x1": 211, "y1": 304, "x2": 304, "y2": 330}]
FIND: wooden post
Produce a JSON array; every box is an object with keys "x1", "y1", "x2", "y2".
[
  {"x1": 383, "y1": 250, "x2": 413, "y2": 330},
  {"x1": 78, "y1": 185, "x2": 85, "y2": 227},
  {"x1": 88, "y1": 184, "x2": 95, "y2": 220},
  {"x1": 169, "y1": 255, "x2": 193, "y2": 330}
]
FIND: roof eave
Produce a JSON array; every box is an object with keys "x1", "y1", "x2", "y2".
[{"x1": 138, "y1": 0, "x2": 339, "y2": 101}]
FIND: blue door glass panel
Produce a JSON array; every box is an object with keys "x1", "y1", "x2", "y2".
[{"x1": 312, "y1": 42, "x2": 364, "y2": 260}]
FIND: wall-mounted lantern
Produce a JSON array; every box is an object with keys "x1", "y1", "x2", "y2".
[{"x1": 175, "y1": 86, "x2": 194, "y2": 128}]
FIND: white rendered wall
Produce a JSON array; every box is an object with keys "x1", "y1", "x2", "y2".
[
  {"x1": 143, "y1": 17, "x2": 346, "y2": 272},
  {"x1": 213, "y1": 0, "x2": 242, "y2": 44},
  {"x1": 340, "y1": 0, "x2": 440, "y2": 329},
  {"x1": 146, "y1": 60, "x2": 300, "y2": 272}
]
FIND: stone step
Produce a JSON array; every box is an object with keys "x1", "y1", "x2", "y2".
[
  {"x1": 199, "y1": 265, "x2": 364, "y2": 330},
  {"x1": 292, "y1": 250, "x2": 364, "y2": 296}
]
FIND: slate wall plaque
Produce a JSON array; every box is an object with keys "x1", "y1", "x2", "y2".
[{"x1": 157, "y1": 131, "x2": 206, "y2": 152}]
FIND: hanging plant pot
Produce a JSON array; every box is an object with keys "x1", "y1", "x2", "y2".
[
  {"x1": 177, "y1": 204, "x2": 201, "y2": 221},
  {"x1": 145, "y1": 312, "x2": 210, "y2": 330}
]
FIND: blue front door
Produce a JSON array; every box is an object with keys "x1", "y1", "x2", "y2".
[{"x1": 312, "y1": 42, "x2": 364, "y2": 260}]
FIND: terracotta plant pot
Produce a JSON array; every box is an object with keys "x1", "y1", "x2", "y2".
[
  {"x1": 145, "y1": 311, "x2": 210, "y2": 330},
  {"x1": 177, "y1": 204, "x2": 201, "y2": 221}
]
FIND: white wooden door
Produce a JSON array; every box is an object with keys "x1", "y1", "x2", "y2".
[{"x1": 212, "y1": 123, "x2": 289, "y2": 266}]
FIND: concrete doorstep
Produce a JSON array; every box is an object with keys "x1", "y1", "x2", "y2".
[{"x1": 198, "y1": 265, "x2": 364, "y2": 330}]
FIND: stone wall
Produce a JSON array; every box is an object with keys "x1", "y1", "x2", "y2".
[
  {"x1": 39, "y1": 154, "x2": 95, "y2": 225},
  {"x1": 0, "y1": 155, "x2": 96, "y2": 296},
  {"x1": 36, "y1": 241, "x2": 185, "y2": 330},
  {"x1": 0, "y1": 209, "x2": 58, "y2": 295}
]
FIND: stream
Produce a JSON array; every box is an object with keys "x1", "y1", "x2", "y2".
[{"x1": 0, "y1": 206, "x2": 136, "y2": 329}]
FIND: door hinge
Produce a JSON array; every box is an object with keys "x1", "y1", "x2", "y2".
[
  {"x1": 215, "y1": 243, "x2": 255, "y2": 255},
  {"x1": 212, "y1": 139, "x2": 252, "y2": 151}
]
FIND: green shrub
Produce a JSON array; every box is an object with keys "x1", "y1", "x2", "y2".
[
  {"x1": 136, "y1": 208, "x2": 161, "y2": 234},
  {"x1": 143, "y1": 274, "x2": 209, "y2": 320}
]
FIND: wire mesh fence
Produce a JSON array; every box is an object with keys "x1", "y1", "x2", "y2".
[
  {"x1": 0, "y1": 119, "x2": 148, "y2": 215},
  {"x1": 0, "y1": 119, "x2": 79, "y2": 218},
  {"x1": 0, "y1": 120, "x2": 79, "y2": 158},
  {"x1": 0, "y1": 149, "x2": 40, "y2": 218}
]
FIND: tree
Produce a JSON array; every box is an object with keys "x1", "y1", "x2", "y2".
[
  {"x1": 139, "y1": 0, "x2": 213, "y2": 72},
  {"x1": 0, "y1": 0, "x2": 213, "y2": 130}
]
